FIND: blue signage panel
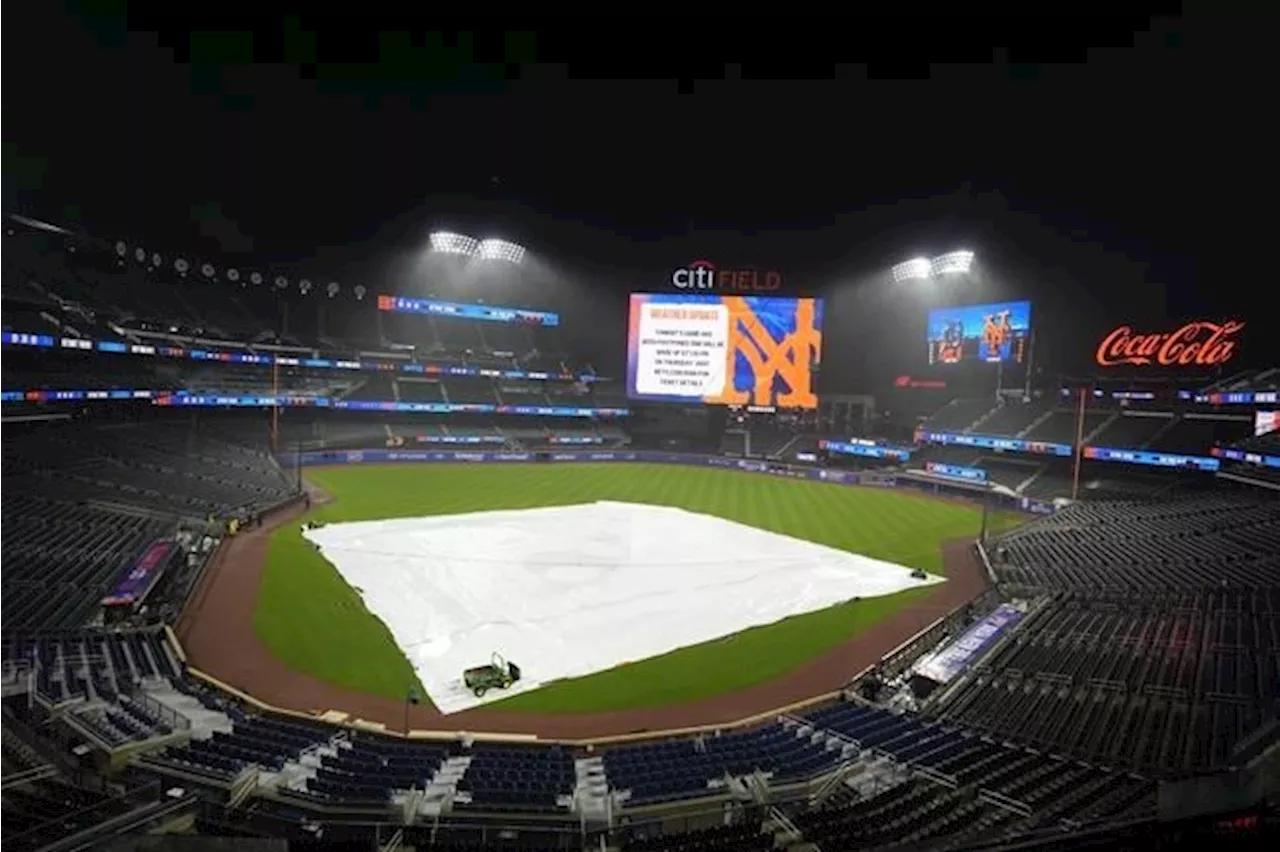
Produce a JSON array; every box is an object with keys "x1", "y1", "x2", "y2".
[
  {"x1": 1084, "y1": 446, "x2": 1220, "y2": 472},
  {"x1": 924, "y1": 461, "x2": 987, "y2": 482},
  {"x1": 914, "y1": 430, "x2": 1073, "y2": 457}
]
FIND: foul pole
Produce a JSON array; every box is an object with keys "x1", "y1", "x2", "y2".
[
  {"x1": 1070, "y1": 387, "x2": 1087, "y2": 501},
  {"x1": 270, "y1": 359, "x2": 280, "y2": 453}
]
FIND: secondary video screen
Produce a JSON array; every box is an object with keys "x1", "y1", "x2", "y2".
[
  {"x1": 626, "y1": 293, "x2": 823, "y2": 408},
  {"x1": 1257, "y1": 410, "x2": 1278, "y2": 437},
  {"x1": 927, "y1": 299, "x2": 1032, "y2": 364}
]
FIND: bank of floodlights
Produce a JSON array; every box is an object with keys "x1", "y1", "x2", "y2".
[
  {"x1": 429, "y1": 231, "x2": 479, "y2": 255},
  {"x1": 891, "y1": 257, "x2": 933, "y2": 282},
  {"x1": 891, "y1": 250, "x2": 975, "y2": 282},
  {"x1": 476, "y1": 238, "x2": 526, "y2": 265},
  {"x1": 428, "y1": 231, "x2": 525, "y2": 265}
]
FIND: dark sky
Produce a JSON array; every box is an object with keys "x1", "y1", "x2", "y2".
[{"x1": 4, "y1": 11, "x2": 1274, "y2": 378}]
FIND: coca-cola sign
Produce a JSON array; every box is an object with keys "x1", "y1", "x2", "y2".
[{"x1": 1095, "y1": 320, "x2": 1245, "y2": 367}]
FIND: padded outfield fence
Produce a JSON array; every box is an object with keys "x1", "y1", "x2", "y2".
[{"x1": 276, "y1": 447, "x2": 1061, "y2": 517}]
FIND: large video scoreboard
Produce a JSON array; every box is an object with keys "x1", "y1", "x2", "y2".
[{"x1": 626, "y1": 293, "x2": 824, "y2": 408}]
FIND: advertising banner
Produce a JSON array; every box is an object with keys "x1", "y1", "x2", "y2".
[
  {"x1": 913, "y1": 603, "x2": 1024, "y2": 683},
  {"x1": 924, "y1": 461, "x2": 987, "y2": 483},
  {"x1": 377, "y1": 295, "x2": 560, "y2": 327},
  {"x1": 1094, "y1": 320, "x2": 1244, "y2": 368},
  {"x1": 820, "y1": 439, "x2": 911, "y2": 462},
  {"x1": 1083, "y1": 446, "x2": 1220, "y2": 472},
  {"x1": 915, "y1": 429, "x2": 1073, "y2": 458},
  {"x1": 277, "y1": 450, "x2": 1051, "y2": 515},
  {"x1": 102, "y1": 540, "x2": 175, "y2": 606}
]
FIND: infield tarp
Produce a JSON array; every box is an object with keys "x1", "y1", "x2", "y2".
[{"x1": 304, "y1": 501, "x2": 944, "y2": 714}]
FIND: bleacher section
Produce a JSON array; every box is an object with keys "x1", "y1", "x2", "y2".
[
  {"x1": 991, "y1": 495, "x2": 1280, "y2": 591},
  {"x1": 2, "y1": 630, "x2": 183, "y2": 704},
  {"x1": 1151, "y1": 416, "x2": 1253, "y2": 455},
  {"x1": 935, "y1": 589, "x2": 1280, "y2": 774},
  {"x1": 3, "y1": 420, "x2": 294, "y2": 520},
  {"x1": 921, "y1": 398, "x2": 994, "y2": 432},
  {"x1": 973, "y1": 396, "x2": 1056, "y2": 437},
  {"x1": 919, "y1": 492, "x2": 1280, "y2": 782},
  {"x1": 1, "y1": 497, "x2": 171, "y2": 630},
  {"x1": 1087, "y1": 412, "x2": 1173, "y2": 448}
]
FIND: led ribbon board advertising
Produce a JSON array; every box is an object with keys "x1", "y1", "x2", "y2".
[
  {"x1": 924, "y1": 461, "x2": 987, "y2": 482},
  {"x1": 377, "y1": 295, "x2": 560, "y2": 326},
  {"x1": 626, "y1": 293, "x2": 824, "y2": 408},
  {"x1": 1095, "y1": 320, "x2": 1244, "y2": 367},
  {"x1": 927, "y1": 300, "x2": 1032, "y2": 365}
]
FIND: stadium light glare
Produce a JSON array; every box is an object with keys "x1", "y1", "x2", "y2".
[
  {"x1": 476, "y1": 238, "x2": 526, "y2": 265},
  {"x1": 892, "y1": 250, "x2": 976, "y2": 282},
  {"x1": 429, "y1": 231, "x2": 480, "y2": 256},
  {"x1": 931, "y1": 250, "x2": 975, "y2": 276},
  {"x1": 891, "y1": 257, "x2": 933, "y2": 283}
]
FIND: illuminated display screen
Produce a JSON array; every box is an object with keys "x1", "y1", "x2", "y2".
[
  {"x1": 914, "y1": 430, "x2": 1072, "y2": 457},
  {"x1": 820, "y1": 440, "x2": 910, "y2": 462},
  {"x1": 377, "y1": 295, "x2": 559, "y2": 326},
  {"x1": 925, "y1": 461, "x2": 987, "y2": 482},
  {"x1": 1083, "y1": 446, "x2": 1219, "y2": 472},
  {"x1": 626, "y1": 293, "x2": 823, "y2": 408},
  {"x1": 927, "y1": 300, "x2": 1031, "y2": 364}
]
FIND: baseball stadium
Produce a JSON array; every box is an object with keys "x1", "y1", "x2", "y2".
[
  {"x1": 3, "y1": 18, "x2": 1277, "y2": 852},
  {"x1": 3, "y1": 213, "x2": 1277, "y2": 852}
]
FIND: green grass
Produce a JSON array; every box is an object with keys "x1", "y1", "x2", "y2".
[{"x1": 254, "y1": 463, "x2": 1020, "y2": 713}]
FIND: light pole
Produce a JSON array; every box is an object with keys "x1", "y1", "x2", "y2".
[{"x1": 404, "y1": 686, "x2": 421, "y2": 735}]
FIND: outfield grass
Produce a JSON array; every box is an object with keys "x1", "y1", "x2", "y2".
[{"x1": 254, "y1": 463, "x2": 1019, "y2": 713}]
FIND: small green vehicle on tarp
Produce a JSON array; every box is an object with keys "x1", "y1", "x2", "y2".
[{"x1": 463, "y1": 652, "x2": 522, "y2": 697}]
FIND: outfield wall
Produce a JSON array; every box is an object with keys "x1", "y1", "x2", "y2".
[{"x1": 277, "y1": 448, "x2": 1060, "y2": 516}]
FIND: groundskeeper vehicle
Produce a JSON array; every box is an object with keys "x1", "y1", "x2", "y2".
[{"x1": 463, "y1": 652, "x2": 522, "y2": 697}]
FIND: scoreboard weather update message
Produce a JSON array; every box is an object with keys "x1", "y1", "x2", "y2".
[{"x1": 625, "y1": 293, "x2": 824, "y2": 408}]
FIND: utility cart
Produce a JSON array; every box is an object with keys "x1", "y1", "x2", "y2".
[{"x1": 462, "y1": 652, "x2": 522, "y2": 697}]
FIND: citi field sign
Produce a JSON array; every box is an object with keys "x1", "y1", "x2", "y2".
[
  {"x1": 1095, "y1": 319, "x2": 1245, "y2": 367},
  {"x1": 671, "y1": 260, "x2": 782, "y2": 293}
]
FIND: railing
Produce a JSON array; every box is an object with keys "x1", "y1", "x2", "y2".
[
  {"x1": 1, "y1": 778, "x2": 195, "y2": 852},
  {"x1": 915, "y1": 764, "x2": 958, "y2": 789},
  {"x1": 125, "y1": 685, "x2": 192, "y2": 732},
  {"x1": 978, "y1": 786, "x2": 1032, "y2": 817},
  {"x1": 976, "y1": 538, "x2": 998, "y2": 585},
  {"x1": 0, "y1": 762, "x2": 59, "y2": 789}
]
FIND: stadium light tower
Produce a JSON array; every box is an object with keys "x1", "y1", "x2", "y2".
[
  {"x1": 891, "y1": 257, "x2": 933, "y2": 283},
  {"x1": 429, "y1": 231, "x2": 479, "y2": 256},
  {"x1": 476, "y1": 238, "x2": 526, "y2": 265},
  {"x1": 428, "y1": 231, "x2": 526, "y2": 266},
  {"x1": 891, "y1": 250, "x2": 975, "y2": 282}
]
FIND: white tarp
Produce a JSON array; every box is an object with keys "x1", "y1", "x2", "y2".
[{"x1": 304, "y1": 501, "x2": 943, "y2": 713}]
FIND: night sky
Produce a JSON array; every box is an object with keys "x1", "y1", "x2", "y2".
[{"x1": 4, "y1": 11, "x2": 1273, "y2": 384}]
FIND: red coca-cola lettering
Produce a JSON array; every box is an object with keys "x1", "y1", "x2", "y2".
[{"x1": 1095, "y1": 320, "x2": 1245, "y2": 367}]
